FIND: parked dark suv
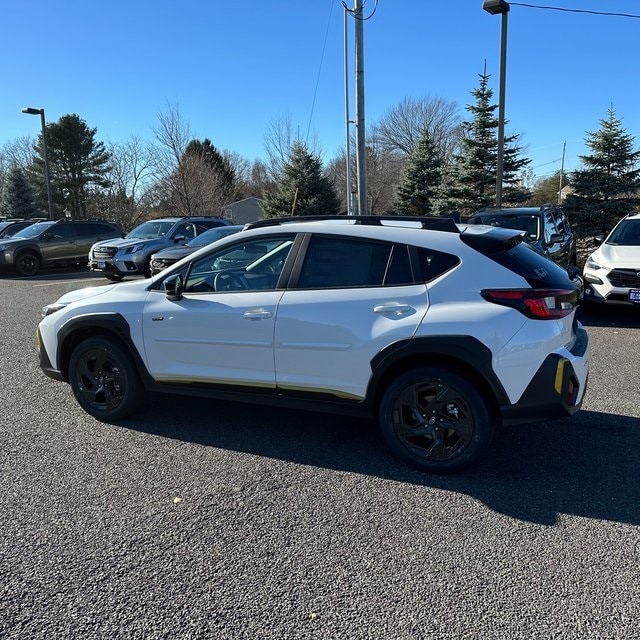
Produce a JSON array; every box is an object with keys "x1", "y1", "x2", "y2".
[
  {"x1": 0, "y1": 219, "x2": 122, "y2": 276},
  {"x1": 467, "y1": 206, "x2": 578, "y2": 269}
]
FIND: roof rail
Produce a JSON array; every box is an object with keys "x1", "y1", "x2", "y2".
[{"x1": 244, "y1": 215, "x2": 459, "y2": 233}]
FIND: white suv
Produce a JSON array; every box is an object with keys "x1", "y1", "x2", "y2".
[
  {"x1": 583, "y1": 212, "x2": 640, "y2": 306},
  {"x1": 37, "y1": 216, "x2": 590, "y2": 473}
]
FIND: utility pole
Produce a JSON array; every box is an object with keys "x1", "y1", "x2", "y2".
[
  {"x1": 558, "y1": 141, "x2": 566, "y2": 204},
  {"x1": 343, "y1": 5, "x2": 353, "y2": 215},
  {"x1": 354, "y1": 0, "x2": 367, "y2": 216}
]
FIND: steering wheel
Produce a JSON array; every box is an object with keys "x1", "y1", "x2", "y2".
[{"x1": 214, "y1": 270, "x2": 250, "y2": 291}]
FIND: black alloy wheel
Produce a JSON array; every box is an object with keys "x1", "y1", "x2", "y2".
[
  {"x1": 15, "y1": 251, "x2": 41, "y2": 276},
  {"x1": 68, "y1": 337, "x2": 142, "y2": 420},
  {"x1": 379, "y1": 367, "x2": 494, "y2": 473}
]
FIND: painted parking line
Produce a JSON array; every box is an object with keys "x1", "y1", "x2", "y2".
[{"x1": 33, "y1": 278, "x2": 106, "y2": 287}]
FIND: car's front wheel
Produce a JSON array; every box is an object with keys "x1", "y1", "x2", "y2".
[
  {"x1": 379, "y1": 367, "x2": 494, "y2": 473},
  {"x1": 104, "y1": 274, "x2": 124, "y2": 282},
  {"x1": 68, "y1": 336, "x2": 142, "y2": 420},
  {"x1": 15, "y1": 251, "x2": 41, "y2": 276}
]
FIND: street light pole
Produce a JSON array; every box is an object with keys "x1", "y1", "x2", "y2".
[
  {"x1": 483, "y1": 0, "x2": 510, "y2": 208},
  {"x1": 22, "y1": 107, "x2": 54, "y2": 220}
]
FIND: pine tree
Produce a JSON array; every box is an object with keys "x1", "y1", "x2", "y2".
[
  {"x1": 566, "y1": 108, "x2": 640, "y2": 229},
  {"x1": 393, "y1": 127, "x2": 443, "y2": 215},
  {"x1": 184, "y1": 139, "x2": 237, "y2": 198},
  {"x1": 0, "y1": 165, "x2": 38, "y2": 218},
  {"x1": 29, "y1": 114, "x2": 111, "y2": 218},
  {"x1": 261, "y1": 142, "x2": 340, "y2": 218},
  {"x1": 439, "y1": 71, "x2": 531, "y2": 213}
]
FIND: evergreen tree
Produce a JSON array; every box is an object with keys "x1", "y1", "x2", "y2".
[
  {"x1": 0, "y1": 165, "x2": 38, "y2": 217},
  {"x1": 439, "y1": 71, "x2": 531, "y2": 213},
  {"x1": 566, "y1": 108, "x2": 640, "y2": 229},
  {"x1": 184, "y1": 138, "x2": 237, "y2": 198},
  {"x1": 261, "y1": 142, "x2": 340, "y2": 218},
  {"x1": 393, "y1": 127, "x2": 443, "y2": 215},
  {"x1": 29, "y1": 114, "x2": 111, "y2": 218}
]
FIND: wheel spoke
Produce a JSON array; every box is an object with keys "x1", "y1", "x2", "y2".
[
  {"x1": 74, "y1": 348, "x2": 126, "y2": 411},
  {"x1": 392, "y1": 379, "x2": 476, "y2": 463}
]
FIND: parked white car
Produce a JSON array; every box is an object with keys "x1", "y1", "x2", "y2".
[
  {"x1": 583, "y1": 212, "x2": 640, "y2": 306},
  {"x1": 37, "y1": 215, "x2": 589, "y2": 473}
]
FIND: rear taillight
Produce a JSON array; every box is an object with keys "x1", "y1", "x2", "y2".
[{"x1": 481, "y1": 289, "x2": 576, "y2": 319}]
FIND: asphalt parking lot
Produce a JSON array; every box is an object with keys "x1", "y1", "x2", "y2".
[{"x1": 1, "y1": 270, "x2": 639, "y2": 639}]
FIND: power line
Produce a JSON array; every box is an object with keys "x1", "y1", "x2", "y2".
[
  {"x1": 533, "y1": 158, "x2": 562, "y2": 169},
  {"x1": 305, "y1": 0, "x2": 337, "y2": 144},
  {"x1": 510, "y1": 3, "x2": 640, "y2": 19},
  {"x1": 342, "y1": 0, "x2": 379, "y2": 21}
]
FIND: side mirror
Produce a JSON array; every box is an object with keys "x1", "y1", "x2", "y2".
[
  {"x1": 549, "y1": 233, "x2": 563, "y2": 245},
  {"x1": 173, "y1": 235, "x2": 185, "y2": 243},
  {"x1": 594, "y1": 235, "x2": 605, "y2": 245},
  {"x1": 164, "y1": 274, "x2": 184, "y2": 301},
  {"x1": 42, "y1": 232, "x2": 55, "y2": 240}
]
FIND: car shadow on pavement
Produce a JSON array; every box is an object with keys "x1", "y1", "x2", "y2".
[
  {"x1": 117, "y1": 394, "x2": 640, "y2": 527},
  {"x1": 578, "y1": 305, "x2": 640, "y2": 329}
]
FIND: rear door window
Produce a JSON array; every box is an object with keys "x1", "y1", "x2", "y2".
[{"x1": 296, "y1": 236, "x2": 415, "y2": 289}]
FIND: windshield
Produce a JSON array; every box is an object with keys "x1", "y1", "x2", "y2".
[
  {"x1": 607, "y1": 219, "x2": 640, "y2": 246},
  {"x1": 127, "y1": 220, "x2": 176, "y2": 239},
  {"x1": 12, "y1": 221, "x2": 55, "y2": 239},
  {"x1": 473, "y1": 214, "x2": 540, "y2": 241},
  {"x1": 186, "y1": 226, "x2": 242, "y2": 248}
]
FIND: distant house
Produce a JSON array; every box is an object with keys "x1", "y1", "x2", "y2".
[
  {"x1": 560, "y1": 185, "x2": 574, "y2": 202},
  {"x1": 222, "y1": 197, "x2": 264, "y2": 225}
]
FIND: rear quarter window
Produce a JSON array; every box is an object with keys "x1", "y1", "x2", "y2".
[{"x1": 416, "y1": 248, "x2": 460, "y2": 283}]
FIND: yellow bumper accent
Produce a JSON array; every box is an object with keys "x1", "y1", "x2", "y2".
[{"x1": 554, "y1": 358, "x2": 568, "y2": 394}]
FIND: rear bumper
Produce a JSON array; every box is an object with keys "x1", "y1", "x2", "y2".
[{"x1": 500, "y1": 326, "x2": 589, "y2": 426}]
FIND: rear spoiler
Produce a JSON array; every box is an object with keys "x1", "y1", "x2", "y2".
[{"x1": 459, "y1": 225, "x2": 524, "y2": 254}]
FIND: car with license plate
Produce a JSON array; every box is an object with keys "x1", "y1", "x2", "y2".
[
  {"x1": 89, "y1": 216, "x2": 231, "y2": 281},
  {"x1": 583, "y1": 212, "x2": 640, "y2": 306},
  {"x1": 149, "y1": 225, "x2": 243, "y2": 276},
  {"x1": 37, "y1": 215, "x2": 589, "y2": 473}
]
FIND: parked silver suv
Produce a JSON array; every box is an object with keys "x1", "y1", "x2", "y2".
[{"x1": 89, "y1": 216, "x2": 231, "y2": 281}]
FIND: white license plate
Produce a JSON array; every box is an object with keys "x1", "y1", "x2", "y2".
[
  {"x1": 629, "y1": 289, "x2": 640, "y2": 303},
  {"x1": 97, "y1": 261, "x2": 106, "y2": 269}
]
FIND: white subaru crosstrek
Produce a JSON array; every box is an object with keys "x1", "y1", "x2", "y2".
[
  {"x1": 583, "y1": 212, "x2": 640, "y2": 306},
  {"x1": 37, "y1": 216, "x2": 590, "y2": 473}
]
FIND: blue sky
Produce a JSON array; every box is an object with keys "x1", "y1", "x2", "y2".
[{"x1": 2, "y1": 0, "x2": 639, "y2": 179}]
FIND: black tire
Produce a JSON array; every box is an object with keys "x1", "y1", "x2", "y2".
[
  {"x1": 143, "y1": 258, "x2": 152, "y2": 278},
  {"x1": 379, "y1": 367, "x2": 494, "y2": 473},
  {"x1": 15, "y1": 251, "x2": 41, "y2": 277},
  {"x1": 104, "y1": 274, "x2": 124, "y2": 282},
  {"x1": 68, "y1": 336, "x2": 142, "y2": 420}
]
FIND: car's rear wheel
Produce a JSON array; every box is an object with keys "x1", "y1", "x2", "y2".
[
  {"x1": 68, "y1": 336, "x2": 142, "y2": 420},
  {"x1": 15, "y1": 251, "x2": 41, "y2": 276},
  {"x1": 379, "y1": 367, "x2": 494, "y2": 473}
]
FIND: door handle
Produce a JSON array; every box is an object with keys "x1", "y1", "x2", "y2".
[
  {"x1": 373, "y1": 303, "x2": 413, "y2": 315},
  {"x1": 243, "y1": 310, "x2": 272, "y2": 320}
]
